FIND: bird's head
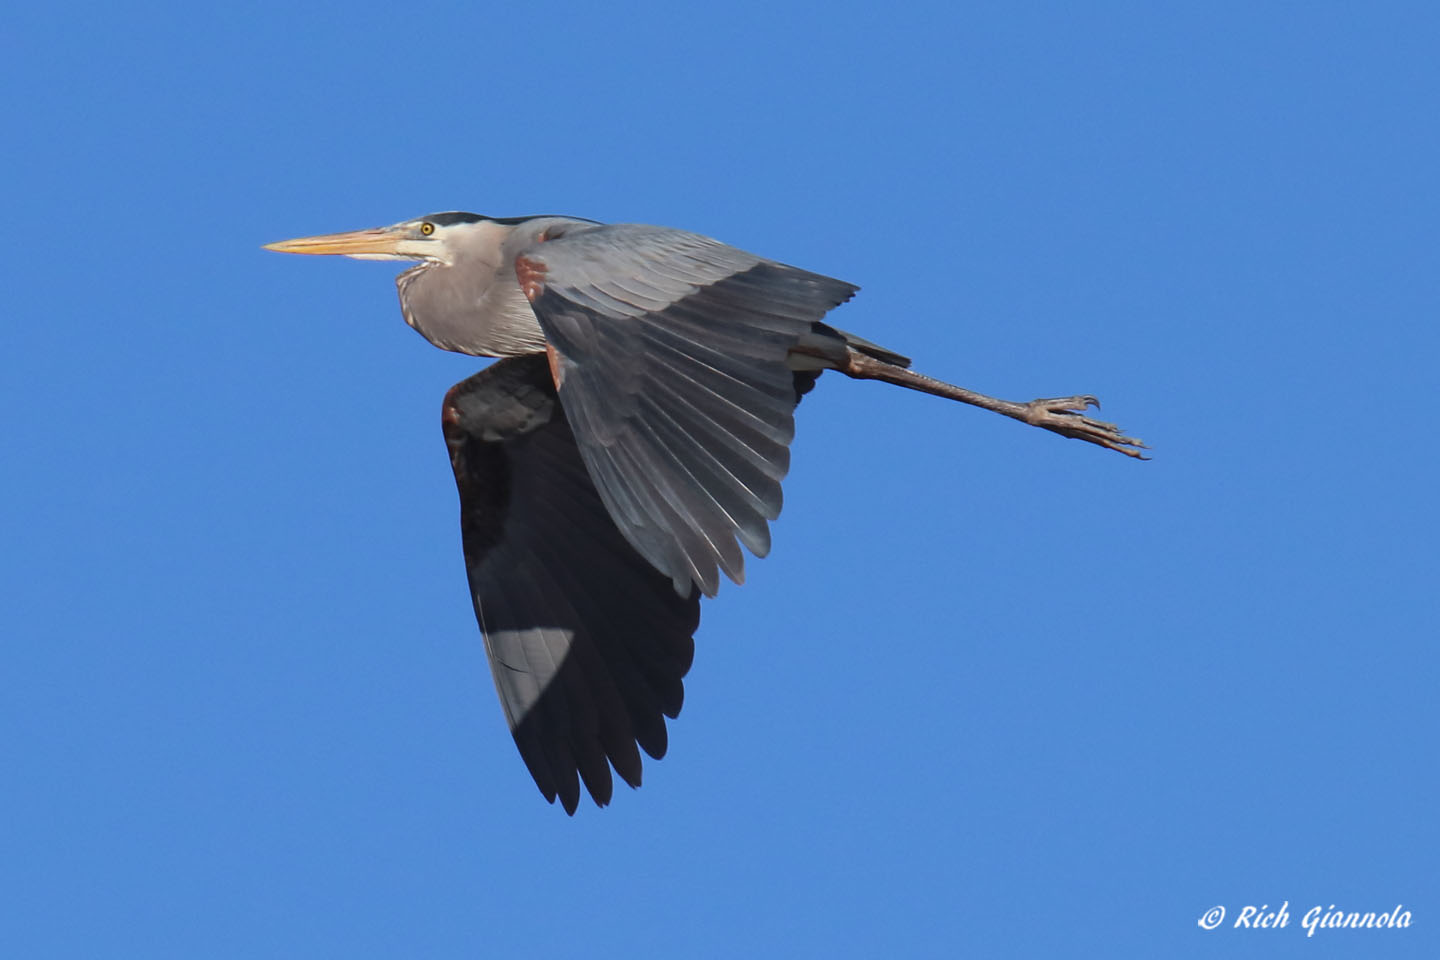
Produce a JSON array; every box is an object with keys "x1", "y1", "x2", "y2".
[
  {"x1": 264, "y1": 212, "x2": 564, "y2": 357},
  {"x1": 263, "y1": 212, "x2": 496, "y2": 264}
]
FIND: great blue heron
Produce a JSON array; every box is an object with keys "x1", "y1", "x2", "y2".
[{"x1": 264, "y1": 212, "x2": 1144, "y2": 813}]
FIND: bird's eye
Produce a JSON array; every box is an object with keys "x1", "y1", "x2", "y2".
[{"x1": 419, "y1": 222, "x2": 436, "y2": 236}]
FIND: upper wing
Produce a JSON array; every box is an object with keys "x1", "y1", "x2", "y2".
[
  {"x1": 514, "y1": 223, "x2": 859, "y2": 596},
  {"x1": 442, "y1": 355, "x2": 700, "y2": 814}
]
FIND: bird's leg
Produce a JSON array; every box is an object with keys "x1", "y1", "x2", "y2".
[{"x1": 840, "y1": 351, "x2": 1148, "y2": 459}]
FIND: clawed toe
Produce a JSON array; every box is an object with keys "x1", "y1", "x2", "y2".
[{"x1": 1023, "y1": 396, "x2": 1148, "y2": 459}]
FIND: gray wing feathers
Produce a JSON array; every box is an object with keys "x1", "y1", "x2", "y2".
[
  {"x1": 521, "y1": 224, "x2": 858, "y2": 596},
  {"x1": 443, "y1": 356, "x2": 698, "y2": 813},
  {"x1": 534, "y1": 224, "x2": 762, "y2": 319}
]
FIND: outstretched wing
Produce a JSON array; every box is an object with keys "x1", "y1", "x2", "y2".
[
  {"x1": 515, "y1": 223, "x2": 859, "y2": 597},
  {"x1": 442, "y1": 355, "x2": 700, "y2": 814}
]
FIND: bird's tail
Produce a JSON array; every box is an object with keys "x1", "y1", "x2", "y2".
[{"x1": 818, "y1": 323, "x2": 912, "y2": 368}]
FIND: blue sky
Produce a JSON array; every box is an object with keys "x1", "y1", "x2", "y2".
[{"x1": 3, "y1": 2, "x2": 1436, "y2": 957}]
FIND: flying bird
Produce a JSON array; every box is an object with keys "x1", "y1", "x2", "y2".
[{"x1": 265, "y1": 212, "x2": 1144, "y2": 813}]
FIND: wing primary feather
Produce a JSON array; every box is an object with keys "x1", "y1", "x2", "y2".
[{"x1": 443, "y1": 355, "x2": 700, "y2": 813}]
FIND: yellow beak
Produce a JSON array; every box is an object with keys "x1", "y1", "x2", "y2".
[{"x1": 263, "y1": 226, "x2": 405, "y2": 256}]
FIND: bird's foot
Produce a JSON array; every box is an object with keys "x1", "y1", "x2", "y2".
[{"x1": 1021, "y1": 396, "x2": 1148, "y2": 459}]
